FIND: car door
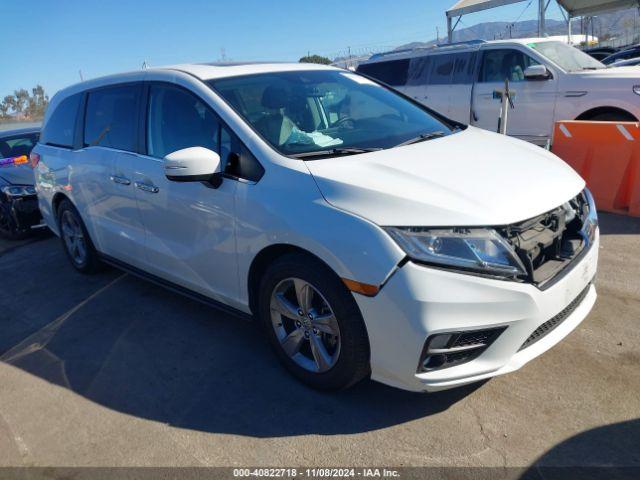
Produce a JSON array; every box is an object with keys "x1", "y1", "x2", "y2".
[
  {"x1": 80, "y1": 83, "x2": 147, "y2": 267},
  {"x1": 472, "y1": 47, "x2": 558, "y2": 145},
  {"x1": 131, "y1": 82, "x2": 239, "y2": 304}
]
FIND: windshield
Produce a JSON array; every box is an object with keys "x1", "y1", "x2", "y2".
[
  {"x1": 529, "y1": 41, "x2": 605, "y2": 72},
  {"x1": 208, "y1": 70, "x2": 455, "y2": 158}
]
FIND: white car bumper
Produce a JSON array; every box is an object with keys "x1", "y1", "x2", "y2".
[{"x1": 356, "y1": 231, "x2": 599, "y2": 392}]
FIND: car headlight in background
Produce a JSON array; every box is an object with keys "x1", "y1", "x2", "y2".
[
  {"x1": 1, "y1": 185, "x2": 37, "y2": 198},
  {"x1": 384, "y1": 227, "x2": 527, "y2": 279}
]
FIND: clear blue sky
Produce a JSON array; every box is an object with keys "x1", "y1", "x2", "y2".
[{"x1": 0, "y1": 0, "x2": 566, "y2": 100}]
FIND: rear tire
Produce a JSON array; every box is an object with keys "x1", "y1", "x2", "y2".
[
  {"x1": 258, "y1": 253, "x2": 370, "y2": 390},
  {"x1": 57, "y1": 199, "x2": 102, "y2": 274}
]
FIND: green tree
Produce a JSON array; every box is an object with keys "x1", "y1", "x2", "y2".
[
  {"x1": 299, "y1": 54, "x2": 332, "y2": 65},
  {"x1": 13, "y1": 88, "x2": 30, "y2": 114},
  {"x1": 0, "y1": 86, "x2": 49, "y2": 121},
  {"x1": 27, "y1": 85, "x2": 49, "y2": 118}
]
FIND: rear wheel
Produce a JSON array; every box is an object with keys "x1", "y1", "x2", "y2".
[
  {"x1": 258, "y1": 253, "x2": 370, "y2": 390},
  {"x1": 57, "y1": 199, "x2": 102, "y2": 273}
]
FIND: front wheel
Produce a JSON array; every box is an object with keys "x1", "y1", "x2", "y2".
[{"x1": 258, "y1": 253, "x2": 370, "y2": 390}]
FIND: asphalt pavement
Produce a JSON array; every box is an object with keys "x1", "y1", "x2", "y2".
[{"x1": 0, "y1": 213, "x2": 638, "y2": 471}]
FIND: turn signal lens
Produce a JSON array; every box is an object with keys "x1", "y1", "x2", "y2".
[{"x1": 342, "y1": 278, "x2": 379, "y2": 297}]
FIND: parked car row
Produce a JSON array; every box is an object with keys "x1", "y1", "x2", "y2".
[
  {"x1": 600, "y1": 44, "x2": 640, "y2": 66},
  {"x1": 28, "y1": 61, "x2": 599, "y2": 392},
  {"x1": 356, "y1": 38, "x2": 639, "y2": 146},
  {"x1": 0, "y1": 127, "x2": 42, "y2": 239}
]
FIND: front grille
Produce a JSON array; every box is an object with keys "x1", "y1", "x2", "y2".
[{"x1": 519, "y1": 283, "x2": 591, "y2": 351}]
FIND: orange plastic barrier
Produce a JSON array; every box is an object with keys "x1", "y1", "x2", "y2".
[{"x1": 552, "y1": 121, "x2": 640, "y2": 217}]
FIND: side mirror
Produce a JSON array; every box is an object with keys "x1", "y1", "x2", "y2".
[
  {"x1": 524, "y1": 64, "x2": 551, "y2": 80},
  {"x1": 164, "y1": 147, "x2": 222, "y2": 186}
]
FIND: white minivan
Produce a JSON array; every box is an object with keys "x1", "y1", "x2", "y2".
[
  {"x1": 357, "y1": 38, "x2": 640, "y2": 146},
  {"x1": 33, "y1": 63, "x2": 599, "y2": 392}
]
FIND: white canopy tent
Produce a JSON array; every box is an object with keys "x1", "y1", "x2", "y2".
[
  {"x1": 446, "y1": 0, "x2": 640, "y2": 43},
  {"x1": 557, "y1": 0, "x2": 639, "y2": 16}
]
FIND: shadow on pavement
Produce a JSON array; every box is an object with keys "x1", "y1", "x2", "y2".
[
  {"x1": 521, "y1": 419, "x2": 640, "y2": 480},
  {"x1": 598, "y1": 211, "x2": 640, "y2": 235},
  {"x1": 0, "y1": 238, "x2": 479, "y2": 438}
]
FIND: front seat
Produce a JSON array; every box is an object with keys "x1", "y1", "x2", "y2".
[{"x1": 255, "y1": 85, "x2": 297, "y2": 146}]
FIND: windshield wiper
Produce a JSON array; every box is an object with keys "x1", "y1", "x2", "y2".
[
  {"x1": 289, "y1": 147, "x2": 382, "y2": 159},
  {"x1": 395, "y1": 131, "x2": 446, "y2": 147}
]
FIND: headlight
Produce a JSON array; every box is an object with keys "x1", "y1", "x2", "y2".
[
  {"x1": 1, "y1": 185, "x2": 36, "y2": 198},
  {"x1": 384, "y1": 227, "x2": 527, "y2": 278},
  {"x1": 633, "y1": 85, "x2": 640, "y2": 96}
]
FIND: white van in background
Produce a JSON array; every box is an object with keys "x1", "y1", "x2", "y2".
[{"x1": 357, "y1": 38, "x2": 640, "y2": 146}]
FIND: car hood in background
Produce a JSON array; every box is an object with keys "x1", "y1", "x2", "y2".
[
  {"x1": 0, "y1": 164, "x2": 36, "y2": 186},
  {"x1": 305, "y1": 127, "x2": 585, "y2": 227}
]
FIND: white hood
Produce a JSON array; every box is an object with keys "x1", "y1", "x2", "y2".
[{"x1": 306, "y1": 127, "x2": 585, "y2": 227}]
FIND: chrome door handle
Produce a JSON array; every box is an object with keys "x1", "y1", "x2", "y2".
[
  {"x1": 135, "y1": 182, "x2": 159, "y2": 193},
  {"x1": 110, "y1": 175, "x2": 131, "y2": 185}
]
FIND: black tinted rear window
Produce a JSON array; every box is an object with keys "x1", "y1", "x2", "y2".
[
  {"x1": 357, "y1": 59, "x2": 409, "y2": 86},
  {"x1": 452, "y1": 52, "x2": 476, "y2": 84},
  {"x1": 429, "y1": 54, "x2": 455, "y2": 84},
  {"x1": 41, "y1": 94, "x2": 81, "y2": 148},
  {"x1": 407, "y1": 56, "x2": 431, "y2": 86},
  {"x1": 84, "y1": 85, "x2": 140, "y2": 151}
]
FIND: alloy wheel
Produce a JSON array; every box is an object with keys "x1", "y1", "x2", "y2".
[
  {"x1": 270, "y1": 277, "x2": 341, "y2": 373},
  {"x1": 61, "y1": 210, "x2": 87, "y2": 266}
]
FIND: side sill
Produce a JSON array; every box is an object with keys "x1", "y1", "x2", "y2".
[{"x1": 98, "y1": 253, "x2": 254, "y2": 322}]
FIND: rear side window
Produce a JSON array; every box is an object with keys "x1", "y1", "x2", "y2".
[
  {"x1": 84, "y1": 85, "x2": 140, "y2": 151},
  {"x1": 452, "y1": 52, "x2": 475, "y2": 84},
  {"x1": 357, "y1": 59, "x2": 409, "y2": 86},
  {"x1": 429, "y1": 54, "x2": 455, "y2": 84},
  {"x1": 406, "y1": 56, "x2": 432, "y2": 86},
  {"x1": 41, "y1": 94, "x2": 81, "y2": 148}
]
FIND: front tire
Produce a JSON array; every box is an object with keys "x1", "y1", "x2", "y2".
[
  {"x1": 258, "y1": 253, "x2": 370, "y2": 390},
  {"x1": 57, "y1": 199, "x2": 102, "y2": 274}
]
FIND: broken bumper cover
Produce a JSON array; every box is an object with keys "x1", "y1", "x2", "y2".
[{"x1": 355, "y1": 230, "x2": 599, "y2": 392}]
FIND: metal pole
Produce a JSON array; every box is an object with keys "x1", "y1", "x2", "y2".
[
  {"x1": 538, "y1": 0, "x2": 546, "y2": 37},
  {"x1": 499, "y1": 79, "x2": 510, "y2": 135},
  {"x1": 447, "y1": 16, "x2": 453, "y2": 43},
  {"x1": 568, "y1": 15, "x2": 572, "y2": 44}
]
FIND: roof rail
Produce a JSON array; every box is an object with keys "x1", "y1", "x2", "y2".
[
  {"x1": 435, "y1": 39, "x2": 487, "y2": 48},
  {"x1": 368, "y1": 39, "x2": 487, "y2": 61}
]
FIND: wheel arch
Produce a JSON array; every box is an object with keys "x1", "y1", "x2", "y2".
[
  {"x1": 247, "y1": 244, "x2": 341, "y2": 316},
  {"x1": 576, "y1": 106, "x2": 638, "y2": 121},
  {"x1": 51, "y1": 191, "x2": 72, "y2": 219}
]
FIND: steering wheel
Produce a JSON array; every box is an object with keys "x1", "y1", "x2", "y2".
[{"x1": 332, "y1": 116, "x2": 356, "y2": 129}]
